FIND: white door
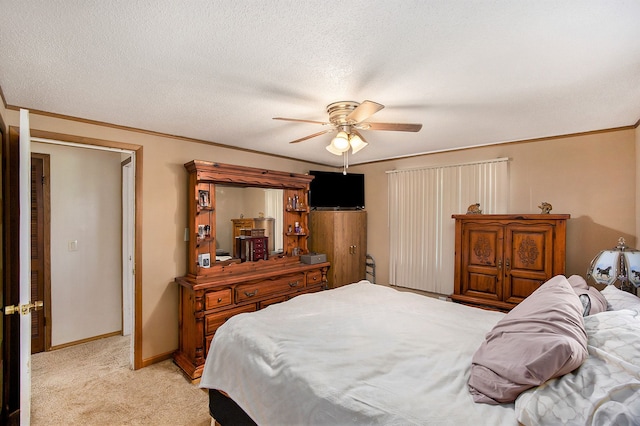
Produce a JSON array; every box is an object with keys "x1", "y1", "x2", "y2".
[{"x1": 19, "y1": 109, "x2": 32, "y2": 425}]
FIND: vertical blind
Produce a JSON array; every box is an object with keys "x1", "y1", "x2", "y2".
[{"x1": 387, "y1": 158, "x2": 509, "y2": 294}]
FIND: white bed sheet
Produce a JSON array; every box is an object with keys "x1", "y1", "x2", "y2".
[
  {"x1": 200, "y1": 281, "x2": 517, "y2": 425},
  {"x1": 515, "y1": 308, "x2": 640, "y2": 425}
]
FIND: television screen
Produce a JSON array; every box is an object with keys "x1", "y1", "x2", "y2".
[{"x1": 309, "y1": 171, "x2": 365, "y2": 209}]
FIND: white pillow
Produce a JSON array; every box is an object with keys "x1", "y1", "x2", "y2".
[{"x1": 600, "y1": 285, "x2": 640, "y2": 311}]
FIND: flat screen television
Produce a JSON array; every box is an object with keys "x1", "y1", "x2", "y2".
[{"x1": 309, "y1": 170, "x2": 365, "y2": 210}]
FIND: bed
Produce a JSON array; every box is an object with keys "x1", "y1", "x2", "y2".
[{"x1": 199, "y1": 277, "x2": 640, "y2": 425}]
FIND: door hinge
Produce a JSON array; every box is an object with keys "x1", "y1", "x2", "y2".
[
  {"x1": 42, "y1": 175, "x2": 46, "y2": 185},
  {"x1": 3, "y1": 301, "x2": 44, "y2": 315}
]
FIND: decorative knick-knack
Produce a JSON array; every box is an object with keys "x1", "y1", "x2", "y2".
[
  {"x1": 538, "y1": 202, "x2": 552, "y2": 214},
  {"x1": 466, "y1": 203, "x2": 482, "y2": 214}
]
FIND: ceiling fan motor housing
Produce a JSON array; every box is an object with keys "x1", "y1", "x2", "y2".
[{"x1": 326, "y1": 101, "x2": 360, "y2": 125}]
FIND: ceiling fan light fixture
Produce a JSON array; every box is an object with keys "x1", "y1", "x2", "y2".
[
  {"x1": 326, "y1": 143, "x2": 344, "y2": 156},
  {"x1": 349, "y1": 133, "x2": 368, "y2": 154},
  {"x1": 330, "y1": 131, "x2": 350, "y2": 152}
]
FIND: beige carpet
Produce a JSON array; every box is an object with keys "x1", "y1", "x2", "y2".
[{"x1": 31, "y1": 335, "x2": 211, "y2": 425}]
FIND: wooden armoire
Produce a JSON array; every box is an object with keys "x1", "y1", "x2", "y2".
[
  {"x1": 450, "y1": 214, "x2": 570, "y2": 311},
  {"x1": 308, "y1": 210, "x2": 367, "y2": 288}
]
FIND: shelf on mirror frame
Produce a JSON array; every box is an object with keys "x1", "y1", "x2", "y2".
[
  {"x1": 196, "y1": 205, "x2": 215, "y2": 213},
  {"x1": 196, "y1": 236, "x2": 214, "y2": 246}
]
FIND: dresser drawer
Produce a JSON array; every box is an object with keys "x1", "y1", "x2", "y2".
[
  {"x1": 235, "y1": 273, "x2": 305, "y2": 303},
  {"x1": 204, "y1": 304, "x2": 256, "y2": 335},
  {"x1": 306, "y1": 269, "x2": 323, "y2": 288},
  {"x1": 204, "y1": 288, "x2": 232, "y2": 310},
  {"x1": 259, "y1": 295, "x2": 288, "y2": 309}
]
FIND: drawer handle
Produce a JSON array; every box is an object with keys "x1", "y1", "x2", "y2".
[
  {"x1": 244, "y1": 290, "x2": 258, "y2": 297},
  {"x1": 289, "y1": 280, "x2": 300, "y2": 288},
  {"x1": 217, "y1": 298, "x2": 223, "y2": 303},
  {"x1": 312, "y1": 276, "x2": 318, "y2": 281}
]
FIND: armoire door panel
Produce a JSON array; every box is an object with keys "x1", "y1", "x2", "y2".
[
  {"x1": 507, "y1": 226, "x2": 553, "y2": 274},
  {"x1": 505, "y1": 277, "x2": 545, "y2": 304},
  {"x1": 464, "y1": 272, "x2": 500, "y2": 301},
  {"x1": 461, "y1": 224, "x2": 502, "y2": 300},
  {"x1": 467, "y1": 227, "x2": 502, "y2": 267}
]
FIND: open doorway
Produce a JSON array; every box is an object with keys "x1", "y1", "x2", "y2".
[
  {"x1": 27, "y1": 129, "x2": 141, "y2": 372},
  {"x1": 30, "y1": 140, "x2": 135, "y2": 360},
  {"x1": 3, "y1": 125, "x2": 144, "y2": 424}
]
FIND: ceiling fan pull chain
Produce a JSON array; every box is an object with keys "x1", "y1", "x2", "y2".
[{"x1": 343, "y1": 151, "x2": 349, "y2": 174}]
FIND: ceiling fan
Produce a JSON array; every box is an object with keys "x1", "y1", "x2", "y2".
[{"x1": 273, "y1": 100, "x2": 422, "y2": 155}]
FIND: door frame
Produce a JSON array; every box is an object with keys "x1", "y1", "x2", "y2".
[
  {"x1": 3, "y1": 125, "x2": 143, "y2": 424},
  {"x1": 28, "y1": 129, "x2": 143, "y2": 369}
]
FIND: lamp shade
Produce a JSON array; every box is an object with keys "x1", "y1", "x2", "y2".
[
  {"x1": 326, "y1": 143, "x2": 344, "y2": 155},
  {"x1": 349, "y1": 133, "x2": 368, "y2": 154},
  {"x1": 330, "y1": 131, "x2": 350, "y2": 152},
  {"x1": 586, "y1": 237, "x2": 640, "y2": 290}
]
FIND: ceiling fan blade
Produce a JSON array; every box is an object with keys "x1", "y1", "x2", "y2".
[
  {"x1": 273, "y1": 117, "x2": 330, "y2": 125},
  {"x1": 365, "y1": 122, "x2": 423, "y2": 132},
  {"x1": 346, "y1": 100, "x2": 384, "y2": 124},
  {"x1": 289, "y1": 129, "x2": 334, "y2": 144}
]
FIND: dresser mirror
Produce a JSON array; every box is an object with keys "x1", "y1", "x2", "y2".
[
  {"x1": 184, "y1": 160, "x2": 313, "y2": 276},
  {"x1": 215, "y1": 185, "x2": 284, "y2": 259}
]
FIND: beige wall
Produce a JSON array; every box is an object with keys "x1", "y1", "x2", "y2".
[
  {"x1": 2, "y1": 102, "x2": 637, "y2": 363},
  {"x1": 350, "y1": 129, "x2": 636, "y2": 287}
]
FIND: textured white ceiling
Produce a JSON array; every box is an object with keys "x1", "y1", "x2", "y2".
[{"x1": 1, "y1": 1, "x2": 640, "y2": 167}]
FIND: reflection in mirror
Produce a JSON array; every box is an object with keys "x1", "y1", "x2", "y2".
[{"x1": 215, "y1": 186, "x2": 283, "y2": 260}]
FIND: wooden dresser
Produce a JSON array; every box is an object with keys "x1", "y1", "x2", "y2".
[
  {"x1": 451, "y1": 214, "x2": 570, "y2": 311},
  {"x1": 175, "y1": 258, "x2": 328, "y2": 381},
  {"x1": 174, "y1": 160, "x2": 330, "y2": 381}
]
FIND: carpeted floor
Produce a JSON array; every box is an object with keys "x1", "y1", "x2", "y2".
[{"x1": 31, "y1": 335, "x2": 211, "y2": 425}]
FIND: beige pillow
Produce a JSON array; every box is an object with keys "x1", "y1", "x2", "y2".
[{"x1": 468, "y1": 275, "x2": 588, "y2": 404}]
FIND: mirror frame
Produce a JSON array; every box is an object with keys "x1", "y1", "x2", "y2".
[{"x1": 184, "y1": 160, "x2": 313, "y2": 276}]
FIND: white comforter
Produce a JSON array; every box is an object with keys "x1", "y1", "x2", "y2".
[
  {"x1": 200, "y1": 281, "x2": 517, "y2": 425},
  {"x1": 516, "y1": 309, "x2": 640, "y2": 425}
]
